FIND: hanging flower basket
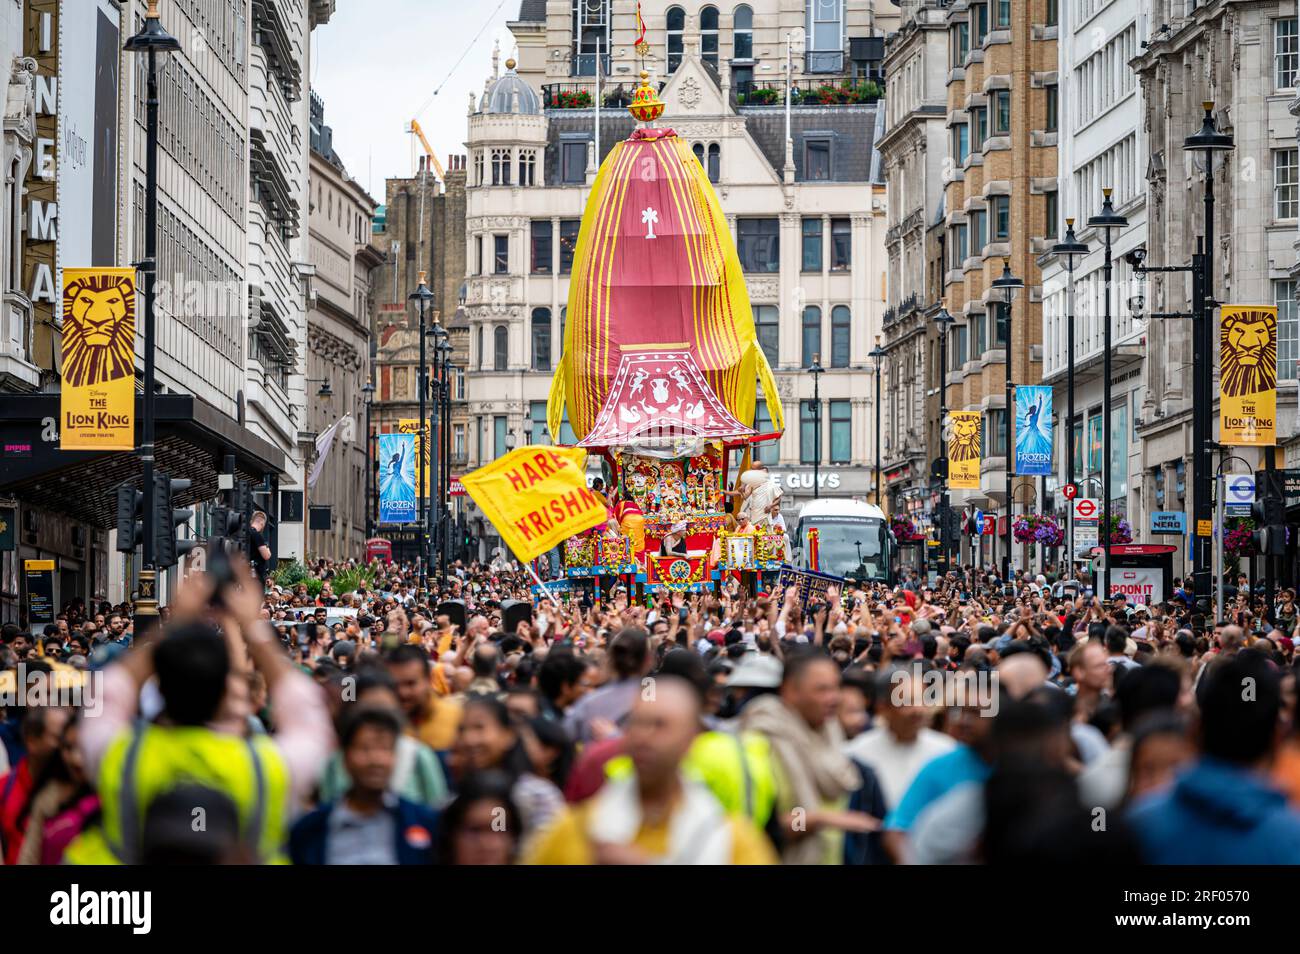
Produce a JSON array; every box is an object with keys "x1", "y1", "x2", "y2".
[
  {"x1": 891, "y1": 517, "x2": 923, "y2": 542},
  {"x1": 1224, "y1": 517, "x2": 1257, "y2": 557},
  {"x1": 1013, "y1": 513, "x2": 1064, "y2": 548},
  {"x1": 1105, "y1": 514, "x2": 1133, "y2": 545}
]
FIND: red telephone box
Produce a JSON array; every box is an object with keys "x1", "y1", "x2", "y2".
[{"x1": 366, "y1": 538, "x2": 393, "y2": 564}]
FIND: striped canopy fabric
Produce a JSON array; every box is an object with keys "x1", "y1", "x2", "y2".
[{"x1": 547, "y1": 127, "x2": 784, "y2": 447}]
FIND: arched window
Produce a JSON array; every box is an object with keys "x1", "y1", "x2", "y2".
[
  {"x1": 494, "y1": 325, "x2": 509, "y2": 371},
  {"x1": 667, "y1": 6, "x2": 685, "y2": 73},
  {"x1": 707, "y1": 143, "x2": 720, "y2": 183},
  {"x1": 733, "y1": 4, "x2": 753, "y2": 59},
  {"x1": 491, "y1": 148, "x2": 511, "y2": 186},
  {"x1": 478, "y1": 326, "x2": 485, "y2": 370},
  {"x1": 692, "y1": 142, "x2": 705, "y2": 167},
  {"x1": 831, "y1": 305, "x2": 851, "y2": 368},
  {"x1": 474, "y1": 151, "x2": 484, "y2": 186},
  {"x1": 518, "y1": 149, "x2": 537, "y2": 187},
  {"x1": 531, "y1": 307, "x2": 552, "y2": 370},
  {"x1": 701, "y1": 7, "x2": 719, "y2": 68},
  {"x1": 802, "y1": 305, "x2": 822, "y2": 367}
]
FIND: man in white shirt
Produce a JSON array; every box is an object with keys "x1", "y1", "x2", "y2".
[{"x1": 843, "y1": 668, "x2": 956, "y2": 810}]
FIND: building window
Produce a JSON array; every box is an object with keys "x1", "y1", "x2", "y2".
[
  {"x1": 693, "y1": 142, "x2": 705, "y2": 166},
  {"x1": 701, "y1": 6, "x2": 719, "y2": 69},
  {"x1": 970, "y1": 209, "x2": 986, "y2": 254},
  {"x1": 667, "y1": 5, "x2": 685, "y2": 73},
  {"x1": 802, "y1": 306, "x2": 822, "y2": 367},
  {"x1": 831, "y1": 305, "x2": 850, "y2": 368},
  {"x1": 971, "y1": 311, "x2": 987, "y2": 356},
  {"x1": 1045, "y1": 84, "x2": 1058, "y2": 132},
  {"x1": 559, "y1": 219, "x2": 580, "y2": 272},
  {"x1": 529, "y1": 401, "x2": 549, "y2": 446},
  {"x1": 807, "y1": 0, "x2": 844, "y2": 73},
  {"x1": 532, "y1": 308, "x2": 551, "y2": 371},
  {"x1": 753, "y1": 399, "x2": 777, "y2": 464},
  {"x1": 491, "y1": 148, "x2": 511, "y2": 186},
  {"x1": 1046, "y1": 0, "x2": 1058, "y2": 26},
  {"x1": 971, "y1": 106, "x2": 987, "y2": 150},
  {"x1": 830, "y1": 217, "x2": 851, "y2": 270},
  {"x1": 734, "y1": 4, "x2": 754, "y2": 59},
  {"x1": 994, "y1": 301, "x2": 1009, "y2": 347},
  {"x1": 475, "y1": 235, "x2": 483, "y2": 275},
  {"x1": 829, "y1": 399, "x2": 851, "y2": 463},
  {"x1": 994, "y1": 0, "x2": 1010, "y2": 28},
  {"x1": 754, "y1": 304, "x2": 779, "y2": 364},
  {"x1": 951, "y1": 22, "x2": 969, "y2": 66},
  {"x1": 737, "y1": 218, "x2": 779, "y2": 272},
  {"x1": 805, "y1": 138, "x2": 831, "y2": 180},
  {"x1": 1045, "y1": 190, "x2": 1058, "y2": 240},
  {"x1": 571, "y1": 0, "x2": 610, "y2": 76},
  {"x1": 493, "y1": 234, "x2": 509, "y2": 273},
  {"x1": 800, "y1": 399, "x2": 821, "y2": 464},
  {"x1": 561, "y1": 140, "x2": 587, "y2": 183},
  {"x1": 951, "y1": 324, "x2": 968, "y2": 369},
  {"x1": 707, "y1": 143, "x2": 720, "y2": 183},
  {"x1": 953, "y1": 123, "x2": 969, "y2": 164},
  {"x1": 530, "y1": 220, "x2": 553, "y2": 274},
  {"x1": 972, "y1": 3, "x2": 988, "y2": 44},
  {"x1": 992, "y1": 90, "x2": 1011, "y2": 134},
  {"x1": 518, "y1": 149, "x2": 537, "y2": 187},
  {"x1": 1277, "y1": 18, "x2": 1298, "y2": 90},
  {"x1": 494, "y1": 415, "x2": 507, "y2": 458},
  {"x1": 494, "y1": 324, "x2": 508, "y2": 371},
  {"x1": 478, "y1": 326, "x2": 484, "y2": 369},
  {"x1": 802, "y1": 218, "x2": 823, "y2": 271},
  {"x1": 454, "y1": 423, "x2": 466, "y2": 461},
  {"x1": 1275, "y1": 148, "x2": 1298, "y2": 218},
  {"x1": 951, "y1": 223, "x2": 968, "y2": 267},
  {"x1": 985, "y1": 408, "x2": 1007, "y2": 456},
  {"x1": 1276, "y1": 278, "x2": 1298, "y2": 380},
  {"x1": 473, "y1": 151, "x2": 484, "y2": 185},
  {"x1": 991, "y1": 195, "x2": 1010, "y2": 240}
]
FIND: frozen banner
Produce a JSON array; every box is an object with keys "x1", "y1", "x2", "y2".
[
  {"x1": 1219, "y1": 305, "x2": 1277, "y2": 446},
  {"x1": 1014, "y1": 385, "x2": 1053, "y2": 476},
  {"x1": 948, "y1": 411, "x2": 981, "y2": 489},
  {"x1": 378, "y1": 432, "x2": 417, "y2": 524}
]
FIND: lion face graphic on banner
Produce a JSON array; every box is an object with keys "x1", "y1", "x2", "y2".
[
  {"x1": 950, "y1": 414, "x2": 981, "y2": 462},
  {"x1": 62, "y1": 274, "x2": 135, "y2": 389},
  {"x1": 1220, "y1": 309, "x2": 1277, "y2": 398}
]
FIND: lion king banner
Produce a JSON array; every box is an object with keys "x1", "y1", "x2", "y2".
[
  {"x1": 459, "y1": 446, "x2": 608, "y2": 563},
  {"x1": 1219, "y1": 305, "x2": 1277, "y2": 447},
  {"x1": 60, "y1": 268, "x2": 136, "y2": 451},
  {"x1": 948, "y1": 411, "x2": 982, "y2": 489}
]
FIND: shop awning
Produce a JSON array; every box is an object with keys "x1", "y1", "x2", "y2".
[
  {"x1": 0, "y1": 393, "x2": 289, "y2": 529},
  {"x1": 577, "y1": 350, "x2": 754, "y2": 448}
]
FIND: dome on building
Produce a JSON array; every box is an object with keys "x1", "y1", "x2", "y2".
[{"x1": 484, "y1": 60, "x2": 540, "y2": 115}]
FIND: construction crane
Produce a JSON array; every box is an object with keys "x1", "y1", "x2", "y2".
[{"x1": 407, "y1": 120, "x2": 446, "y2": 182}]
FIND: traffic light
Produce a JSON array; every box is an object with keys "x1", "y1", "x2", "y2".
[
  {"x1": 115, "y1": 484, "x2": 143, "y2": 553},
  {"x1": 226, "y1": 480, "x2": 252, "y2": 553},
  {"x1": 154, "y1": 474, "x2": 198, "y2": 568}
]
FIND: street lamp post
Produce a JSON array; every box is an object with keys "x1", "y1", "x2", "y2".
[
  {"x1": 991, "y1": 262, "x2": 1024, "y2": 586},
  {"x1": 935, "y1": 307, "x2": 955, "y2": 575},
  {"x1": 124, "y1": 1, "x2": 181, "y2": 630},
  {"x1": 362, "y1": 381, "x2": 375, "y2": 539},
  {"x1": 870, "y1": 339, "x2": 886, "y2": 509},
  {"x1": 1051, "y1": 220, "x2": 1089, "y2": 576},
  {"x1": 1088, "y1": 190, "x2": 1129, "y2": 603},
  {"x1": 808, "y1": 352, "x2": 824, "y2": 499},
  {"x1": 1183, "y1": 102, "x2": 1234, "y2": 610},
  {"x1": 409, "y1": 271, "x2": 434, "y2": 592},
  {"x1": 436, "y1": 333, "x2": 452, "y2": 578}
]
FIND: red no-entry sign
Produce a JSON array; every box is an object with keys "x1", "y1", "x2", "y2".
[{"x1": 1062, "y1": 483, "x2": 1078, "y2": 500}]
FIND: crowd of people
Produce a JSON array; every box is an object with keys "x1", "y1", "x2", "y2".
[{"x1": 2, "y1": 540, "x2": 1300, "y2": 865}]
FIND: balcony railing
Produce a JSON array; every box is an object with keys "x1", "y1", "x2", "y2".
[
  {"x1": 734, "y1": 76, "x2": 884, "y2": 107},
  {"x1": 541, "y1": 82, "x2": 663, "y2": 110},
  {"x1": 882, "y1": 293, "x2": 921, "y2": 329}
]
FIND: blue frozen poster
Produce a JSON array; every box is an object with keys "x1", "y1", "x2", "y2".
[
  {"x1": 378, "y1": 432, "x2": 417, "y2": 524},
  {"x1": 1014, "y1": 385, "x2": 1053, "y2": 476}
]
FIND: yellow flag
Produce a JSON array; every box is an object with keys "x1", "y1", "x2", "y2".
[
  {"x1": 1219, "y1": 305, "x2": 1277, "y2": 446},
  {"x1": 948, "y1": 411, "x2": 982, "y2": 489},
  {"x1": 60, "y1": 268, "x2": 136, "y2": 450},
  {"x1": 459, "y1": 445, "x2": 608, "y2": 563}
]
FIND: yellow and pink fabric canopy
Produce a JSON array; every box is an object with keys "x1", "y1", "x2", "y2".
[{"x1": 547, "y1": 126, "x2": 784, "y2": 448}]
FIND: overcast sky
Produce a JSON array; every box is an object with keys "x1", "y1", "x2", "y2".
[{"x1": 310, "y1": 0, "x2": 519, "y2": 202}]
